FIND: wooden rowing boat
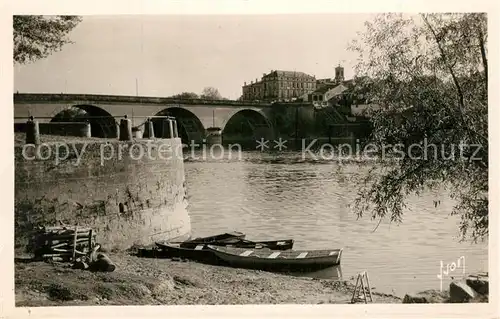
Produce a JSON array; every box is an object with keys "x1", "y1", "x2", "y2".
[
  {"x1": 206, "y1": 245, "x2": 343, "y2": 272},
  {"x1": 138, "y1": 232, "x2": 246, "y2": 259},
  {"x1": 226, "y1": 239, "x2": 294, "y2": 250},
  {"x1": 174, "y1": 238, "x2": 293, "y2": 250},
  {"x1": 155, "y1": 237, "x2": 294, "y2": 261},
  {"x1": 183, "y1": 231, "x2": 246, "y2": 244},
  {"x1": 154, "y1": 242, "x2": 220, "y2": 263},
  {"x1": 156, "y1": 231, "x2": 294, "y2": 251}
]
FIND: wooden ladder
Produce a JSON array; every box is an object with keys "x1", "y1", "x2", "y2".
[{"x1": 351, "y1": 271, "x2": 373, "y2": 304}]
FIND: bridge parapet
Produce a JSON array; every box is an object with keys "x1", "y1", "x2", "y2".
[{"x1": 14, "y1": 93, "x2": 274, "y2": 107}]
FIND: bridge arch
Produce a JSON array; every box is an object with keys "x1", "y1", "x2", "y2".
[
  {"x1": 153, "y1": 107, "x2": 206, "y2": 144},
  {"x1": 222, "y1": 109, "x2": 273, "y2": 145},
  {"x1": 51, "y1": 104, "x2": 118, "y2": 138}
]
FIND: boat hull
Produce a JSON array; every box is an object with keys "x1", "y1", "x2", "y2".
[
  {"x1": 183, "y1": 232, "x2": 246, "y2": 244},
  {"x1": 176, "y1": 238, "x2": 294, "y2": 251},
  {"x1": 153, "y1": 243, "x2": 224, "y2": 264},
  {"x1": 154, "y1": 238, "x2": 294, "y2": 263},
  {"x1": 207, "y1": 246, "x2": 343, "y2": 272},
  {"x1": 230, "y1": 239, "x2": 294, "y2": 250}
]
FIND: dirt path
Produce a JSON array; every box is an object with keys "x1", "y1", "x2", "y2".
[{"x1": 15, "y1": 253, "x2": 401, "y2": 306}]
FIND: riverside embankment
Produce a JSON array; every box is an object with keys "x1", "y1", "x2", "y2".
[
  {"x1": 13, "y1": 133, "x2": 488, "y2": 306},
  {"x1": 14, "y1": 133, "x2": 191, "y2": 251},
  {"x1": 15, "y1": 253, "x2": 401, "y2": 306}
]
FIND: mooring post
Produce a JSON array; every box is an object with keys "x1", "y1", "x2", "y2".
[
  {"x1": 83, "y1": 122, "x2": 92, "y2": 138},
  {"x1": 206, "y1": 127, "x2": 222, "y2": 146},
  {"x1": 143, "y1": 118, "x2": 155, "y2": 139},
  {"x1": 168, "y1": 119, "x2": 174, "y2": 138},
  {"x1": 115, "y1": 121, "x2": 120, "y2": 139},
  {"x1": 172, "y1": 120, "x2": 178, "y2": 138},
  {"x1": 119, "y1": 115, "x2": 132, "y2": 141},
  {"x1": 25, "y1": 116, "x2": 40, "y2": 145}
]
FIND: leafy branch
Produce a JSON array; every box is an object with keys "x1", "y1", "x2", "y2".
[
  {"x1": 350, "y1": 13, "x2": 488, "y2": 242},
  {"x1": 14, "y1": 15, "x2": 81, "y2": 64}
]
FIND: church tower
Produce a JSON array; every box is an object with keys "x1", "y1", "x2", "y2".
[{"x1": 334, "y1": 64, "x2": 344, "y2": 83}]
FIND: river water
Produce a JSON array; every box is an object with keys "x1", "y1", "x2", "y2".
[{"x1": 183, "y1": 151, "x2": 488, "y2": 297}]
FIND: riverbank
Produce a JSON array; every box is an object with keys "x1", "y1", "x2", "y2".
[{"x1": 15, "y1": 253, "x2": 402, "y2": 306}]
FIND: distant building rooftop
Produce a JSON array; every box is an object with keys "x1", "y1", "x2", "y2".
[
  {"x1": 312, "y1": 84, "x2": 336, "y2": 94},
  {"x1": 263, "y1": 70, "x2": 315, "y2": 78},
  {"x1": 310, "y1": 83, "x2": 349, "y2": 96}
]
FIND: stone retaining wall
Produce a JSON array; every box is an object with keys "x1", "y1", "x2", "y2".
[{"x1": 15, "y1": 137, "x2": 191, "y2": 251}]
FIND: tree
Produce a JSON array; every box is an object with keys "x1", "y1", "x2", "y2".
[
  {"x1": 14, "y1": 15, "x2": 81, "y2": 64},
  {"x1": 349, "y1": 13, "x2": 487, "y2": 242},
  {"x1": 169, "y1": 92, "x2": 199, "y2": 99},
  {"x1": 200, "y1": 87, "x2": 223, "y2": 100},
  {"x1": 52, "y1": 107, "x2": 87, "y2": 122}
]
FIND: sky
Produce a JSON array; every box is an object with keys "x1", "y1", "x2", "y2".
[{"x1": 14, "y1": 14, "x2": 374, "y2": 100}]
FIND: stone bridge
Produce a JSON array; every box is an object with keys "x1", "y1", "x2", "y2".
[{"x1": 14, "y1": 93, "x2": 299, "y2": 144}]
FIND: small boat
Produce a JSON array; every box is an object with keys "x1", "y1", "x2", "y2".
[
  {"x1": 160, "y1": 231, "x2": 293, "y2": 250},
  {"x1": 183, "y1": 231, "x2": 246, "y2": 244},
  {"x1": 227, "y1": 239, "x2": 294, "y2": 251},
  {"x1": 206, "y1": 245, "x2": 343, "y2": 272},
  {"x1": 154, "y1": 242, "x2": 220, "y2": 263},
  {"x1": 155, "y1": 238, "x2": 294, "y2": 263},
  {"x1": 157, "y1": 237, "x2": 293, "y2": 251}
]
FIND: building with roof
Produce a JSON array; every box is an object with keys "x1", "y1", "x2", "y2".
[
  {"x1": 241, "y1": 64, "x2": 371, "y2": 114},
  {"x1": 297, "y1": 65, "x2": 353, "y2": 106},
  {"x1": 303, "y1": 83, "x2": 350, "y2": 106},
  {"x1": 315, "y1": 65, "x2": 346, "y2": 86},
  {"x1": 241, "y1": 70, "x2": 317, "y2": 101},
  {"x1": 301, "y1": 65, "x2": 350, "y2": 108}
]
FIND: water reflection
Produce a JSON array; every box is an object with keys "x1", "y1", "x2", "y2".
[
  {"x1": 184, "y1": 153, "x2": 488, "y2": 296},
  {"x1": 291, "y1": 265, "x2": 343, "y2": 280}
]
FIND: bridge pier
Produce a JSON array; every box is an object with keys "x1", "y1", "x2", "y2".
[
  {"x1": 173, "y1": 120, "x2": 179, "y2": 138},
  {"x1": 168, "y1": 120, "x2": 174, "y2": 138},
  {"x1": 143, "y1": 119, "x2": 155, "y2": 138},
  {"x1": 119, "y1": 118, "x2": 133, "y2": 141},
  {"x1": 82, "y1": 122, "x2": 92, "y2": 138},
  {"x1": 132, "y1": 127, "x2": 143, "y2": 139},
  {"x1": 206, "y1": 127, "x2": 222, "y2": 146},
  {"x1": 150, "y1": 118, "x2": 180, "y2": 139},
  {"x1": 25, "y1": 117, "x2": 40, "y2": 145}
]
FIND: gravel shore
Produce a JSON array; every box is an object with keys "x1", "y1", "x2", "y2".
[{"x1": 15, "y1": 253, "x2": 401, "y2": 306}]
